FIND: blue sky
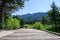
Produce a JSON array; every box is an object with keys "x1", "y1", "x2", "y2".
[{"x1": 12, "y1": 0, "x2": 60, "y2": 15}]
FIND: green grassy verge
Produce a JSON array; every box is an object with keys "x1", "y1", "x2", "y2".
[
  {"x1": 25, "y1": 22, "x2": 60, "y2": 33},
  {"x1": 25, "y1": 24, "x2": 33, "y2": 29}
]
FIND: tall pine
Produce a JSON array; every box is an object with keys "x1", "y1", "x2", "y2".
[
  {"x1": 48, "y1": 2, "x2": 59, "y2": 27},
  {"x1": 0, "y1": 0, "x2": 28, "y2": 29}
]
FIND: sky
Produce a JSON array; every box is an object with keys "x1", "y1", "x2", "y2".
[{"x1": 12, "y1": 0, "x2": 60, "y2": 15}]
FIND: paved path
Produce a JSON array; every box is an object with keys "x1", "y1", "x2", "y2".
[
  {"x1": 0, "y1": 30, "x2": 16, "y2": 38},
  {"x1": 0, "y1": 29, "x2": 60, "y2": 40}
]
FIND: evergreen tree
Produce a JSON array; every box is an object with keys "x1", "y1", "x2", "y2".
[
  {"x1": 13, "y1": 15, "x2": 20, "y2": 20},
  {"x1": 20, "y1": 19, "x2": 25, "y2": 28},
  {"x1": 48, "y1": 2, "x2": 59, "y2": 27},
  {"x1": 4, "y1": 12, "x2": 11, "y2": 20},
  {"x1": 41, "y1": 16, "x2": 47, "y2": 25},
  {"x1": 0, "y1": 0, "x2": 28, "y2": 29}
]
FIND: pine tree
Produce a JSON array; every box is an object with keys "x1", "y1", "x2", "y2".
[
  {"x1": 0, "y1": 0, "x2": 28, "y2": 29},
  {"x1": 41, "y1": 16, "x2": 47, "y2": 25},
  {"x1": 48, "y1": 2, "x2": 59, "y2": 27}
]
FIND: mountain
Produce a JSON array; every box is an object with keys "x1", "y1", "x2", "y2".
[
  {"x1": 18, "y1": 12, "x2": 48, "y2": 24},
  {"x1": 18, "y1": 12, "x2": 47, "y2": 20}
]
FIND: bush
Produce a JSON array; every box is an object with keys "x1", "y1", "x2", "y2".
[
  {"x1": 33, "y1": 21, "x2": 46, "y2": 30},
  {"x1": 44, "y1": 25, "x2": 52, "y2": 30},
  {"x1": 13, "y1": 18, "x2": 20, "y2": 29},
  {"x1": 3, "y1": 18, "x2": 20, "y2": 30}
]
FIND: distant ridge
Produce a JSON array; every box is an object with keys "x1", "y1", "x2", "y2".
[{"x1": 18, "y1": 12, "x2": 48, "y2": 22}]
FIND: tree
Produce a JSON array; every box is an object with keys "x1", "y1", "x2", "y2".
[
  {"x1": 13, "y1": 15, "x2": 20, "y2": 20},
  {"x1": 56, "y1": 12, "x2": 60, "y2": 28},
  {"x1": 48, "y1": 2, "x2": 59, "y2": 27},
  {"x1": 0, "y1": 0, "x2": 28, "y2": 29},
  {"x1": 4, "y1": 12, "x2": 11, "y2": 21},
  {"x1": 20, "y1": 19, "x2": 25, "y2": 28},
  {"x1": 41, "y1": 16, "x2": 47, "y2": 25}
]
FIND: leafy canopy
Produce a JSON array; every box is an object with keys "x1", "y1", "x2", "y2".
[{"x1": 0, "y1": 0, "x2": 28, "y2": 12}]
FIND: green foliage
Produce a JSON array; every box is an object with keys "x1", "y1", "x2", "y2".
[
  {"x1": 0, "y1": 0, "x2": 28, "y2": 29},
  {"x1": 41, "y1": 16, "x2": 47, "y2": 25},
  {"x1": 47, "y1": 2, "x2": 60, "y2": 27},
  {"x1": 4, "y1": 12, "x2": 12, "y2": 21},
  {"x1": 13, "y1": 18, "x2": 20, "y2": 29},
  {"x1": 13, "y1": 15, "x2": 21, "y2": 25},
  {"x1": 33, "y1": 21, "x2": 46, "y2": 30},
  {"x1": 44, "y1": 25, "x2": 52, "y2": 30},
  {"x1": 13, "y1": 16, "x2": 25, "y2": 28},
  {"x1": 25, "y1": 24, "x2": 33, "y2": 29},
  {"x1": 46, "y1": 2, "x2": 60, "y2": 33},
  {"x1": 0, "y1": 0, "x2": 28, "y2": 12},
  {"x1": 13, "y1": 15, "x2": 20, "y2": 20},
  {"x1": 48, "y1": 26, "x2": 60, "y2": 33},
  {"x1": 3, "y1": 18, "x2": 20, "y2": 30},
  {"x1": 20, "y1": 19, "x2": 25, "y2": 28},
  {"x1": 20, "y1": 19, "x2": 25, "y2": 25}
]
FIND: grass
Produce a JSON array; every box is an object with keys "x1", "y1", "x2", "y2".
[{"x1": 25, "y1": 24, "x2": 33, "y2": 29}]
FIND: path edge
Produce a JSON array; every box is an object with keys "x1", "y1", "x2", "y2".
[{"x1": 45, "y1": 30, "x2": 60, "y2": 36}]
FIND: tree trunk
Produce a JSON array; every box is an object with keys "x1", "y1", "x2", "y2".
[
  {"x1": 0, "y1": 0, "x2": 5, "y2": 29},
  {"x1": 0, "y1": 12, "x2": 3, "y2": 29}
]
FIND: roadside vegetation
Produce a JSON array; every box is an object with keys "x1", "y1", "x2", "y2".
[
  {"x1": 3, "y1": 17, "x2": 20, "y2": 30},
  {"x1": 0, "y1": 0, "x2": 28, "y2": 30},
  {"x1": 0, "y1": 0, "x2": 60, "y2": 33},
  {"x1": 25, "y1": 2, "x2": 60, "y2": 33}
]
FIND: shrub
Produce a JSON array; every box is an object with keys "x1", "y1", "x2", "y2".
[
  {"x1": 33, "y1": 21, "x2": 46, "y2": 30},
  {"x1": 33, "y1": 22, "x2": 40, "y2": 29},
  {"x1": 3, "y1": 18, "x2": 20, "y2": 30},
  {"x1": 45, "y1": 25, "x2": 52, "y2": 30},
  {"x1": 13, "y1": 18, "x2": 20, "y2": 29}
]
